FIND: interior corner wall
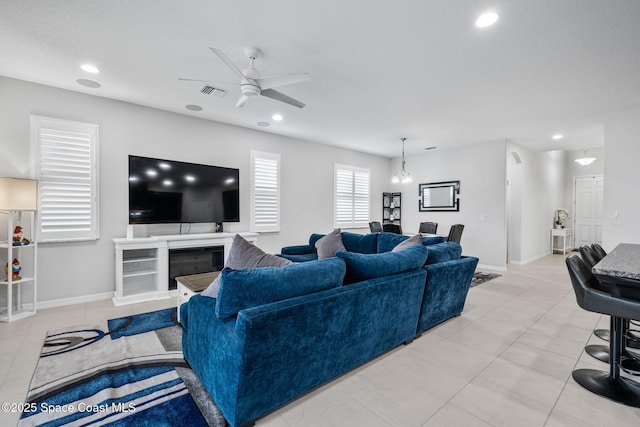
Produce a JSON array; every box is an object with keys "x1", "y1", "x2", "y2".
[
  {"x1": 390, "y1": 140, "x2": 507, "y2": 270},
  {"x1": 0, "y1": 76, "x2": 391, "y2": 304},
  {"x1": 602, "y1": 106, "x2": 640, "y2": 251},
  {"x1": 507, "y1": 142, "x2": 565, "y2": 264}
]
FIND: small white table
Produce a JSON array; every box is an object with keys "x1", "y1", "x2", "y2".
[
  {"x1": 550, "y1": 228, "x2": 572, "y2": 254},
  {"x1": 176, "y1": 271, "x2": 219, "y2": 322}
]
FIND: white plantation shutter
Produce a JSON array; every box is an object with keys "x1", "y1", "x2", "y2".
[
  {"x1": 251, "y1": 151, "x2": 280, "y2": 232},
  {"x1": 31, "y1": 116, "x2": 99, "y2": 242},
  {"x1": 335, "y1": 164, "x2": 370, "y2": 228}
]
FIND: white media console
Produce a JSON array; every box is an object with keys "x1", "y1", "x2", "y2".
[{"x1": 113, "y1": 232, "x2": 257, "y2": 306}]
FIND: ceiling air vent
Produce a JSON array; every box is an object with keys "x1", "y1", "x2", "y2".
[{"x1": 200, "y1": 85, "x2": 227, "y2": 97}]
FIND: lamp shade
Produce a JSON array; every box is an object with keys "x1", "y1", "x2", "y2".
[{"x1": 0, "y1": 178, "x2": 38, "y2": 210}]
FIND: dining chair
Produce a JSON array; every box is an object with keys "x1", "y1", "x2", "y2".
[
  {"x1": 446, "y1": 224, "x2": 464, "y2": 243},
  {"x1": 419, "y1": 222, "x2": 438, "y2": 234},
  {"x1": 382, "y1": 223, "x2": 403, "y2": 234},
  {"x1": 369, "y1": 221, "x2": 383, "y2": 233}
]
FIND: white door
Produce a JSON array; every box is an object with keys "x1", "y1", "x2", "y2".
[{"x1": 573, "y1": 176, "x2": 604, "y2": 247}]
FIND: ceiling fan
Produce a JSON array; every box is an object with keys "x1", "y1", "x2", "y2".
[{"x1": 179, "y1": 47, "x2": 311, "y2": 108}]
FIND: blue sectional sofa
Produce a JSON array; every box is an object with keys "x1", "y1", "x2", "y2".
[
  {"x1": 281, "y1": 231, "x2": 479, "y2": 335},
  {"x1": 279, "y1": 231, "x2": 445, "y2": 262},
  {"x1": 181, "y1": 245, "x2": 430, "y2": 427}
]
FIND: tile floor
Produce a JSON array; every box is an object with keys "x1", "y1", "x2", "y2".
[{"x1": 1, "y1": 254, "x2": 640, "y2": 426}]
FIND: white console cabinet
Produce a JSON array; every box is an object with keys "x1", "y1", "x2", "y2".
[{"x1": 113, "y1": 232, "x2": 257, "y2": 306}]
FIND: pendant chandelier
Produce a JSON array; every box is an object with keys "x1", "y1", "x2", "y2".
[{"x1": 392, "y1": 137, "x2": 412, "y2": 184}]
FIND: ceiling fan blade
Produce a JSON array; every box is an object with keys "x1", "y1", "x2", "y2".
[
  {"x1": 260, "y1": 89, "x2": 306, "y2": 108},
  {"x1": 236, "y1": 95, "x2": 250, "y2": 108},
  {"x1": 255, "y1": 73, "x2": 311, "y2": 90},
  {"x1": 209, "y1": 47, "x2": 247, "y2": 81},
  {"x1": 178, "y1": 77, "x2": 214, "y2": 83},
  {"x1": 178, "y1": 77, "x2": 239, "y2": 86}
]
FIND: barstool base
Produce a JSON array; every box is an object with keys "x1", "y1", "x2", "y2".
[
  {"x1": 573, "y1": 369, "x2": 640, "y2": 407},
  {"x1": 586, "y1": 344, "x2": 609, "y2": 363},
  {"x1": 594, "y1": 329, "x2": 609, "y2": 341}
]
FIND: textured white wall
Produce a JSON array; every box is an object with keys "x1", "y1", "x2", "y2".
[
  {"x1": 0, "y1": 76, "x2": 390, "y2": 304},
  {"x1": 602, "y1": 107, "x2": 640, "y2": 251},
  {"x1": 391, "y1": 140, "x2": 507, "y2": 270},
  {"x1": 507, "y1": 142, "x2": 565, "y2": 264}
]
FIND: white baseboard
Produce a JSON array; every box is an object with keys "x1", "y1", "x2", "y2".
[
  {"x1": 37, "y1": 292, "x2": 114, "y2": 310},
  {"x1": 509, "y1": 251, "x2": 550, "y2": 266},
  {"x1": 476, "y1": 263, "x2": 508, "y2": 272}
]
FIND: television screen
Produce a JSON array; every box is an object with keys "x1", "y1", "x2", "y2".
[{"x1": 128, "y1": 155, "x2": 239, "y2": 224}]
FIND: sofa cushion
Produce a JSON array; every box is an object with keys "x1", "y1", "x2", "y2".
[
  {"x1": 202, "y1": 234, "x2": 292, "y2": 298},
  {"x1": 315, "y1": 229, "x2": 346, "y2": 259},
  {"x1": 422, "y1": 235, "x2": 446, "y2": 245},
  {"x1": 341, "y1": 232, "x2": 379, "y2": 254},
  {"x1": 377, "y1": 232, "x2": 445, "y2": 253},
  {"x1": 308, "y1": 233, "x2": 325, "y2": 253},
  {"x1": 425, "y1": 242, "x2": 463, "y2": 265},
  {"x1": 336, "y1": 244, "x2": 428, "y2": 284},
  {"x1": 277, "y1": 253, "x2": 319, "y2": 263},
  {"x1": 392, "y1": 234, "x2": 422, "y2": 252},
  {"x1": 215, "y1": 257, "x2": 346, "y2": 319}
]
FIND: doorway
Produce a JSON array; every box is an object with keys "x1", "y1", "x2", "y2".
[{"x1": 573, "y1": 175, "x2": 604, "y2": 248}]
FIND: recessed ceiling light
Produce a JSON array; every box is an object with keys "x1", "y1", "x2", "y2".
[
  {"x1": 158, "y1": 162, "x2": 171, "y2": 170},
  {"x1": 128, "y1": 176, "x2": 139, "y2": 182},
  {"x1": 185, "y1": 175, "x2": 196, "y2": 183},
  {"x1": 224, "y1": 177, "x2": 235, "y2": 184},
  {"x1": 185, "y1": 104, "x2": 203, "y2": 111},
  {"x1": 146, "y1": 169, "x2": 157, "y2": 177},
  {"x1": 552, "y1": 134, "x2": 564, "y2": 140},
  {"x1": 272, "y1": 114, "x2": 283, "y2": 121},
  {"x1": 257, "y1": 122, "x2": 271, "y2": 127},
  {"x1": 475, "y1": 12, "x2": 499, "y2": 28},
  {"x1": 80, "y1": 64, "x2": 100, "y2": 74},
  {"x1": 163, "y1": 179, "x2": 173, "y2": 186},
  {"x1": 424, "y1": 146, "x2": 437, "y2": 151},
  {"x1": 76, "y1": 79, "x2": 101, "y2": 88}
]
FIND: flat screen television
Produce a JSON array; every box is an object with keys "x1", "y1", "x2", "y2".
[{"x1": 128, "y1": 155, "x2": 239, "y2": 224}]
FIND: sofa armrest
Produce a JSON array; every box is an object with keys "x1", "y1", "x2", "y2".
[
  {"x1": 417, "y1": 256, "x2": 479, "y2": 334},
  {"x1": 280, "y1": 244, "x2": 314, "y2": 255}
]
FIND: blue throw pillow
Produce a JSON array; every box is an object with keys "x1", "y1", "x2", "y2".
[
  {"x1": 336, "y1": 245, "x2": 428, "y2": 284},
  {"x1": 425, "y1": 242, "x2": 462, "y2": 265},
  {"x1": 215, "y1": 257, "x2": 346, "y2": 319}
]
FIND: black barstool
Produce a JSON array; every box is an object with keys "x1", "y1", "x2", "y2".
[
  {"x1": 566, "y1": 255, "x2": 640, "y2": 407},
  {"x1": 580, "y1": 246, "x2": 610, "y2": 343}
]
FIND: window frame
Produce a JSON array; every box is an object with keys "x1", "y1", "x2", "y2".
[
  {"x1": 31, "y1": 115, "x2": 100, "y2": 243},
  {"x1": 334, "y1": 164, "x2": 371, "y2": 229},
  {"x1": 250, "y1": 150, "x2": 281, "y2": 233}
]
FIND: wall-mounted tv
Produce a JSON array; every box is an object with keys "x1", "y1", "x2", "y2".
[{"x1": 128, "y1": 155, "x2": 239, "y2": 224}]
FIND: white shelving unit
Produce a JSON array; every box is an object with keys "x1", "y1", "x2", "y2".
[
  {"x1": 1, "y1": 210, "x2": 37, "y2": 322},
  {"x1": 114, "y1": 238, "x2": 163, "y2": 306},
  {"x1": 113, "y1": 232, "x2": 257, "y2": 306}
]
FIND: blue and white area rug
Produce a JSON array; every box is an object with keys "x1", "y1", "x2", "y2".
[{"x1": 20, "y1": 308, "x2": 227, "y2": 426}]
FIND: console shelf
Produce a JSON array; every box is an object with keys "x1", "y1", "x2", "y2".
[{"x1": 113, "y1": 232, "x2": 257, "y2": 306}]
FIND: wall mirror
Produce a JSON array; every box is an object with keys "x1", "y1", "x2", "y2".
[{"x1": 419, "y1": 180, "x2": 460, "y2": 212}]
